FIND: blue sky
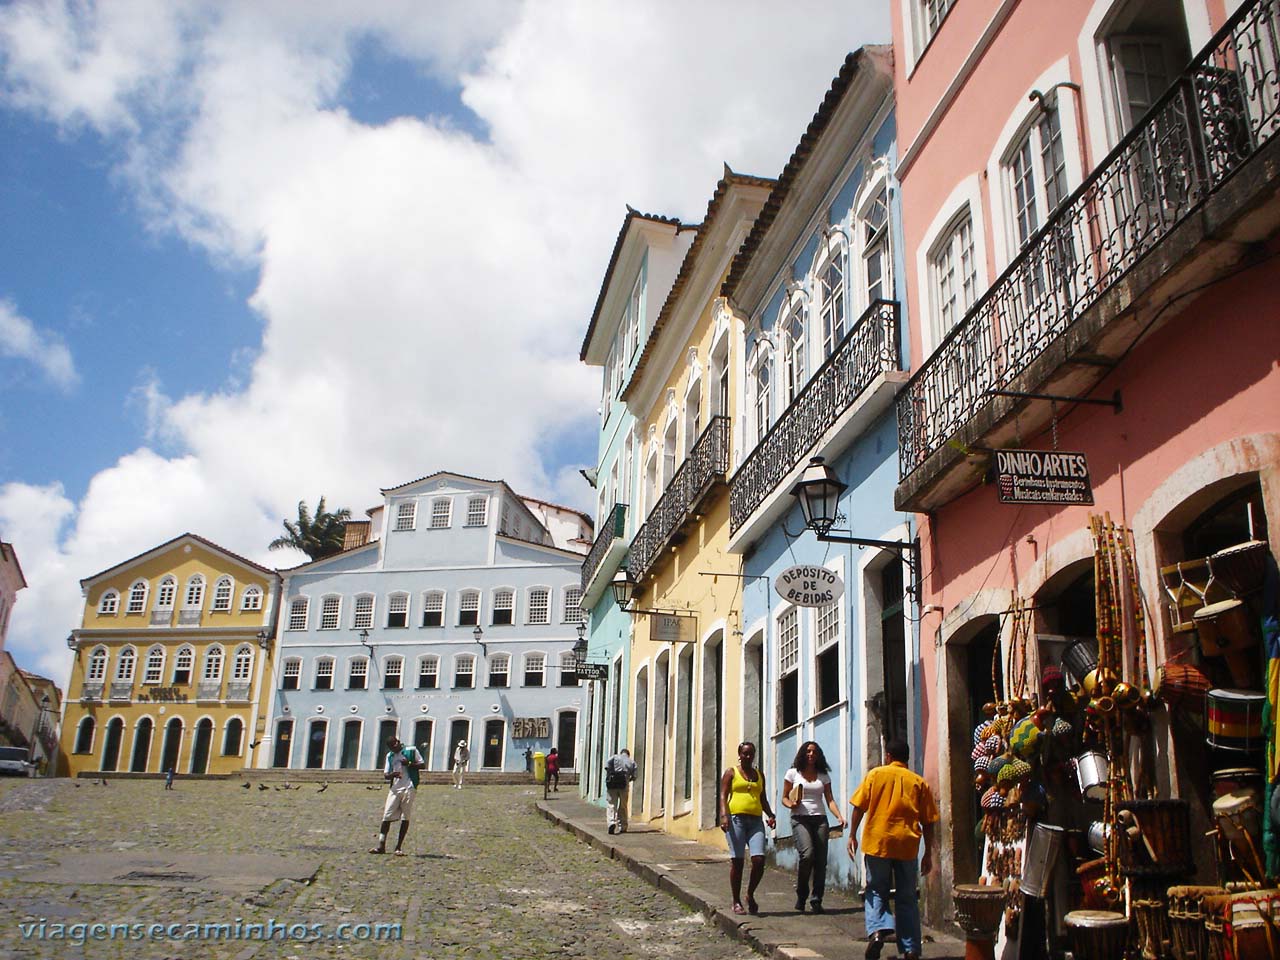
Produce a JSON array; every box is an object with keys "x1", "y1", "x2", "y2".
[{"x1": 0, "y1": 1, "x2": 887, "y2": 685}]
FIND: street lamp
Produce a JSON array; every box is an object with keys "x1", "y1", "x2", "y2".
[
  {"x1": 473, "y1": 625, "x2": 487, "y2": 656},
  {"x1": 572, "y1": 634, "x2": 589, "y2": 670},
  {"x1": 65, "y1": 633, "x2": 77, "y2": 650},
  {"x1": 610, "y1": 568, "x2": 640, "y2": 610},
  {"x1": 359, "y1": 629, "x2": 374, "y2": 657},
  {"x1": 789, "y1": 455, "x2": 919, "y2": 597},
  {"x1": 256, "y1": 630, "x2": 272, "y2": 651}
]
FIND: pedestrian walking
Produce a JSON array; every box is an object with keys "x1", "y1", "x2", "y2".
[
  {"x1": 164, "y1": 767, "x2": 174, "y2": 790},
  {"x1": 781, "y1": 740, "x2": 846, "y2": 913},
  {"x1": 451, "y1": 739, "x2": 470, "y2": 790},
  {"x1": 523, "y1": 747, "x2": 533, "y2": 773},
  {"x1": 719, "y1": 741, "x2": 776, "y2": 916},
  {"x1": 603, "y1": 748, "x2": 637, "y2": 834},
  {"x1": 546, "y1": 747, "x2": 560, "y2": 791},
  {"x1": 847, "y1": 737, "x2": 939, "y2": 960},
  {"x1": 369, "y1": 736, "x2": 424, "y2": 856}
]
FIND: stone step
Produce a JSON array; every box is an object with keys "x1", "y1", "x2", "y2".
[{"x1": 78, "y1": 769, "x2": 579, "y2": 785}]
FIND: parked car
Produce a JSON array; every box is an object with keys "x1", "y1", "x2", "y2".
[{"x1": 0, "y1": 746, "x2": 35, "y2": 776}]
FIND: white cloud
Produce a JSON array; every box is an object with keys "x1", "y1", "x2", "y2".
[
  {"x1": 0, "y1": 0, "x2": 888, "y2": 686},
  {"x1": 0, "y1": 297, "x2": 78, "y2": 390}
]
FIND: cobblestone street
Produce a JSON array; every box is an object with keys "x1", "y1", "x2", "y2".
[{"x1": 0, "y1": 778, "x2": 757, "y2": 960}]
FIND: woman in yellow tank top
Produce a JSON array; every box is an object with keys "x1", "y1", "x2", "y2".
[{"x1": 718, "y1": 741, "x2": 777, "y2": 915}]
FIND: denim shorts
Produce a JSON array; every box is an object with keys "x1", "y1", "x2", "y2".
[{"x1": 726, "y1": 814, "x2": 767, "y2": 859}]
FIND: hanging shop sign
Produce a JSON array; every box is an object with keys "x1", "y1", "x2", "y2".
[
  {"x1": 774, "y1": 565, "x2": 845, "y2": 607},
  {"x1": 992, "y1": 449, "x2": 1094, "y2": 505},
  {"x1": 650, "y1": 613, "x2": 695, "y2": 643},
  {"x1": 575, "y1": 662, "x2": 609, "y2": 681}
]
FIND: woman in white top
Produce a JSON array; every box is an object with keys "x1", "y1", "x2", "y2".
[{"x1": 781, "y1": 740, "x2": 847, "y2": 913}]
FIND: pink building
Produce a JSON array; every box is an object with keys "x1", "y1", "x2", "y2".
[{"x1": 892, "y1": 0, "x2": 1280, "y2": 936}]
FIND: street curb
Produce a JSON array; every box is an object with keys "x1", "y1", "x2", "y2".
[{"x1": 536, "y1": 800, "x2": 788, "y2": 959}]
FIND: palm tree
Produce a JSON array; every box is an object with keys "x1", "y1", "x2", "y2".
[{"x1": 269, "y1": 497, "x2": 352, "y2": 561}]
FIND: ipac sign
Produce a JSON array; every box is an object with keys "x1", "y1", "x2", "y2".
[
  {"x1": 993, "y1": 449, "x2": 1094, "y2": 505},
  {"x1": 774, "y1": 565, "x2": 845, "y2": 608}
]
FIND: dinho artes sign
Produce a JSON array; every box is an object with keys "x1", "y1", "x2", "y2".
[
  {"x1": 775, "y1": 565, "x2": 845, "y2": 607},
  {"x1": 993, "y1": 449, "x2": 1094, "y2": 505}
]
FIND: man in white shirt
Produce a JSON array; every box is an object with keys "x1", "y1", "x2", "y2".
[
  {"x1": 369, "y1": 736, "x2": 423, "y2": 856},
  {"x1": 451, "y1": 739, "x2": 470, "y2": 790}
]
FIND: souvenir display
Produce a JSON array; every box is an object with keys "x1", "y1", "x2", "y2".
[
  {"x1": 1167, "y1": 885, "x2": 1226, "y2": 960},
  {"x1": 1064, "y1": 910, "x2": 1131, "y2": 960},
  {"x1": 952, "y1": 883, "x2": 1006, "y2": 960}
]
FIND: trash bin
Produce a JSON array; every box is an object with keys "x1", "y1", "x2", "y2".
[{"x1": 533, "y1": 751, "x2": 546, "y2": 782}]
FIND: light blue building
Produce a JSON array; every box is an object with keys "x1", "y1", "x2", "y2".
[
  {"x1": 259, "y1": 472, "x2": 592, "y2": 773},
  {"x1": 723, "y1": 46, "x2": 918, "y2": 889},
  {"x1": 577, "y1": 209, "x2": 695, "y2": 803}
]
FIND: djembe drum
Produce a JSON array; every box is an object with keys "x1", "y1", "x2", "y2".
[
  {"x1": 1065, "y1": 910, "x2": 1131, "y2": 960},
  {"x1": 1116, "y1": 798, "x2": 1194, "y2": 878},
  {"x1": 1211, "y1": 540, "x2": 1270, "y2": 598},
  {"x1": 1157, "y1": 662, "x2": 1211, "y2": 712},
  {"x1": 1203, "y1": 890, "x2": 1280, "y2": 960},
  {"x1": 1195, "y1": 601, "x2": 1258, "y2": 686},
  {"x1": 952, "y1": 884, "x2": 1006, "y2": 960},
  {"x1": 1132, "y1": 887, "x2": 1175, "y2": 960}
]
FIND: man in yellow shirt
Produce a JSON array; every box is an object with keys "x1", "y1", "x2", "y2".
[{"x1": 847, "y1": 738, "x2": 938, "y2": 960}]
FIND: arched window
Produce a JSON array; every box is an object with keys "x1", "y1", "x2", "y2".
[
  {"x1": 314, "y1": 657, "x2": 335, "y2": 690},
  {"x1": 861, "y1": 183, "x2": 891, "y2": 305},
  {"x1": 98, "y1": 590, "x2": 120, "y2": 615},
  {"x1": 352, "y1": 594, "x2": 375, "y2": 630},
  {"x1": 223, "y1": 717, "x2": 244, "y2": 756},
  {"x1": 488, "y1": 653, "x2": 510, "y2": 687},
  {"x1": 241, "y1": 585, "x2": 263, "y2": 611},
  {"x1": 183, "y1": 574, "x2": 205, "y2": 609},
  {"x1": 422, "y1": 590, "x2": 445, "y2": 627},
  {"x1": 143, "y1": 645, "x2": 165, "y2": 684},
  {"x1": 280, "y1": 657, "x2": 302, "y2": 690},
  {"x1": 88, "y1": 647, "x2": 109, "y2": 682},
  {"x1": 319, "y1": 595, "x2": 342, "y2": 630},
  {"x1": 212, "y1": 576, "x2": 234, "y2": 612},
  {"x1": 287, "y1": 597, "x2": 309, "y2": 631},
  {"x1": 74, "y1": 716, "x2": 96, "y2": 754},
  {"x1": 523, "y1": 652, "x2": 546, "y2": 687},
  {"x1": 417, "y1": 655, "x2": 439, "y2": 689},
  {"x1": 453, "y1": 654, "x2": 475, "y2": 688},
  {"x1": 527, "y1": 587, "x2": 550, "y2": 625},
  {"x1": 492, "y1": 588, "x2": 515, "y2": 625},
  {"x1": 559, "y1": 650, "x2": 580, "y2": 686},
  {"x1": 458, "y1": 590, "x2": 480, "y2": 626},
  {"x1": 231, "y1": 645, "x2": 254, "y2": 682},
  {"x1": 115, "y1": 647, "x2": 136, "y2": 682},
  {"x1": 386, "y1": 593, "x2": 409, "y2": 628},
  {"x1": 172, "y1": 645, "x2": 194, "y2": 684},
  {"x1": 781, "y1": 299, "x2": 806, "y2": 403},
  {"x1": 155, "y1": 576, "x2": 176, "y2": 610},
  {"x1": 563, "y1": 587, "x2": 584, "y2": 623},
  {"x1": 126, "y1": 580, "x2": 149, "y2": 614},
  {"x1": 752, "y1": 341, "x2": 773, "y2": 445},
  {"x1": 202, "y1": 645, "x2": 223, "y2": 682},
  {"x1": 816, "y1": 234, "x2": 848, "y2": 357},
  {"x1": 383, "y1": 656, "x2": 403, "y2": 690}
]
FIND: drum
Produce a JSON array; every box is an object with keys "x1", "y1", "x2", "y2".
[
  {"x1": 1211, "y1": 540, "x2": 1270, "y2": 598},
  {"x1": 1213, "y1": 767, "x2": 1263, "y2": 799},
  {"x1": 1207, "y1": 689, "x2": 1265, "y2": 752},
  {"x1": 1168, "y1": 885, "x2": 1226, "y2": 960},
  {"x1": 952, "y1": 883, "x2": 1005, "y2": 957},
  {"x1": 1073, "y1": 750, "x2": 1109, "y2": 802},
  {"x1": 1116, "y1": 798, "x2": 1193, "y2": 877},
  {"x1": 1204, "y1": 889, "x2": 1280, "y2": 960},
  {"x1": 1157, "y1": 662, "x2": 1211, "y2": 712},
  {"x1": 1065, "y1": 910, "x2": 1131, "y2": 960},
  {"x1": 1132, "y1": 891, "x2": 1174, "y2": 960},
  {"x1": 1087, "y1": 819, "x2": 1111, "y2": 855},
  {"x1": 1022, "y1": 823, "x2": 1065, "y2": 898},
  {"x1": 1214, "y1": 789, "x2": 1262, "y2": 846},
  {"x1": 1063, "y1": 638, "x2": 1100, "y2": 685},
  {"x1": 1194, "y1": 599, "x2": 1257, "y2": 656}
]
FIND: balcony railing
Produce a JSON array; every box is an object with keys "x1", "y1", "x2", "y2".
[
  {"x1": 196, "y1": 681, "x2": 222, "y2": 701},
  {"x1": 582, "y1": 503, "x2": 627, "y2": 593},
  {"x1": 898, "y1": 0, "x2": 1280, "y2": 479},
  {"x1": 108, "y1": 682, "x2": 133, "y2": 701},
  {"x1": 150, "y1": 610, "x2": 172, "y2": 626},
  {"x1": 226, "y1": 681, "x2": 251, "y2": 702},
  {"x1": 731, "y1": 299, "x2": 901, "y2": 534},
  {"x1": 629, "y1": 416, "x2": 731, "y2": 582},
  {"x1": 177, "y1": 609, "x2": 201, "y2": 626},
  {"x1": 81, "y1": 683, "x2": 103, "y2": 702}
]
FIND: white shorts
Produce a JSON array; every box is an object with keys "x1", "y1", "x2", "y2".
[{"x1": 382, "y1": 786, "x2": 416, "y2": 822}]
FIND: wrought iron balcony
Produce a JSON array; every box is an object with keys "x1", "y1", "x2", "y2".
[
  {"x1": 898, "y1": 0, "x2": 1280, "y2": 489},
  {"x1": 730, "y1": 300, "x2": 901, "y2": 535},
  {"x1": 629, "y1": 416, "x2": 731, "y2": 583},
  {"x1": 581, "y1": 502, "x2": 628, "y2": 599}
]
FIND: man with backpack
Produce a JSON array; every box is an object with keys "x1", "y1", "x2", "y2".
[{"x1": 603, "y1": 748, "x2": 637, "y2": 835}]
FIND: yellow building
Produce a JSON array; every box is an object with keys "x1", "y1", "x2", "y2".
[
  {"x1": 617, "y1": 171, "x2": 771, "y2": 842},
  {"x1": 60, "y1": 533, "x2": 280, "y2": 777}
]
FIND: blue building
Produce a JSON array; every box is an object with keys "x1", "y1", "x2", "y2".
[
  {"x1": 723, "y1": 46, "x2": 918, "y2": 888},
  {"x1": 259, "y1": 472, "x2": 592, "y2": 773},
  {"x1": 577, "y1": 209, "x2": 694, "y2": 802}
]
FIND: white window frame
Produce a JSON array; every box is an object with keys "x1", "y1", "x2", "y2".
[
  {"x1": 750, "y1": 339, "x2": 773, "y2": 448},
  {"x1": 856, "y1": 175, "x2": 892, "y2": 309},
  {"x1": 417, "y1": 655, "x2": 439, "y2": 689},
  {"x1": 98, "y1": 590, "x2": 120, "y2": 615},
  {"x1": 466, "y1": 496, "x2": 488, "y2": 527},
  {"x1": 814, "y1": 230, "x2": 850, "y2": 360},
  {"x1": 900, "y1": 0, "x2": 956, "y2": 74},
  {"x1": 422, "y1": 590, "x2": 445, "y2": 627},
  {"x1": 430, "y1": 497, "x2": 452, "y2": 529},
  {"x1": 127, "y1": 580, "x2": 149, "y2": 614},
  {"x1": 395, "y1": 500, "x2": 417, "y2": 532},
  {"x1": 202, "y1": 645, "x2": 224, "y2": 682},
  {"x1": 281, "y1": 657, "x2": 302, "y2": 690},
  {"x1": 88, "y1": 647, "x2": 109, "y2": 683},
  {"x1": 627, "y1": 269, "x2": 644, "y2": 359},
  {"x1": 172, "y1": 645, "x2": 194, "y2": 684},
  {"x1": 559, "y1": 650, "x2": 579, "y2": 687},
  {"x1": 492, "y1": 587, "x2": 515, "y2": 625},
  {"x1": 314, "y1": 657, "x2": 335, "y2": 690},
  {"x1": 183, "y1": 574, "x2": 205, "y2": 610},
  {"x1": 487, "y1": 653, "x2": 510, "y2": 687},
  {"x1": 231, "y1": 644, "x2": 253, "y2": 682},
  {"x1": 155, "y1": 576, "x2": 176, "y2": 611},
  {"x1": 241, "y1": 585, "x2": 263, "y2": 611},
  {"x1": 386, "y1": 592, "x2": 410, "y2": 629},
  {"x1": 458, "y1": 589, "x2": 480, "y2": 626},
  {"x1": 523, "y1": 652, "x2": 546, "y2": 687},
  {"x1": 915, "y1": 175, "x2": 989, "y2": 361},
  {"x1": 115, "y1": 646, "x2": 137, "y2": 682},
  {"x1": 212, "y1": 576, "x2": 234, "y2": 612},
  {"x1": 352, "y1": 594, "x2": 375, "y2": 630},
  {"x1": 779, "y1": 291, "x2": 808, "y2": 405},
  {"x1": 287, "y1": 597, "x2": 309, "y2": 631},
  {"x1": 347, "y1": 657, "x2": 369, "y2": 690},
  {"x1": 319, "y1": 595, "x2": 342, "y2": 630},
  {"x1": 383, "y1": 656, "x2": 403, "y2": 690},
  {"x1": 143, "y1": 645, "x2": 165, "y2": 684},
  {"x1": 562, "y1": 587, "x2": 584, "y2": 623},
  {"x1": 527, "y1": 586, "x2": 551, "y2": 625},
  {"x1": 453, "y1": 654, "x2": 475, "y2": 689}
]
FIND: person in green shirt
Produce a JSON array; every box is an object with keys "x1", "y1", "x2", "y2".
[{"x1": 369, "y1": 736, "x2": 424, "y2": 856}]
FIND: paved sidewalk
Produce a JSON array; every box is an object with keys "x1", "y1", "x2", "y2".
[{"x1": 536, "y1": 793, "x2": 966, "y2": 960}]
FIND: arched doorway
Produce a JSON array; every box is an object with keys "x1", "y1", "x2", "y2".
[
  {"x1": 555, "y1": 711, "x2": 576, "y2": 769},
  {"x1": 101, "y1": 717, "x2": 124, "y2": 772},
  {"x1": 412, "y1": 719, "x2": 433, "y2": 770},
  {"x1": 306, "y1": 720, "x2": 328, "y2": 768},
  {"x1": 129, "y1": 717, "x2": 153, "y2": 772},
  {"x1": 272, "y1": 719, "x2": 293, "y2": 767},
  {"x1": 189, "y1": 718, "x2": 212, "y2": 774},
  {"x1": 339, "y1": 720, "x2": 362, "y2": 769},
  {"x1": 483, "y1": 718, "x2": 506, "y2": 769},
  {"x1": 700, "y1": 630, "x2": 724, "y2": 828},
  {"x1": 743, "y1": 631, "x2": 764, "y2": 749},
  {"x1": 160, "y1": 718, "x2": 183, "y2": 774},
  {"x1": 633, "y1": 666, "x2": 649, "y2": 811}
]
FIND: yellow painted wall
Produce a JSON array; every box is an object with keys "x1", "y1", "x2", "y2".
[
  {"x1": 627, "y1": 277, "x2": 747, "y2": 845},
  {"x1": 61, "y1": 537, "x2": 277, "y2": 777}
]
